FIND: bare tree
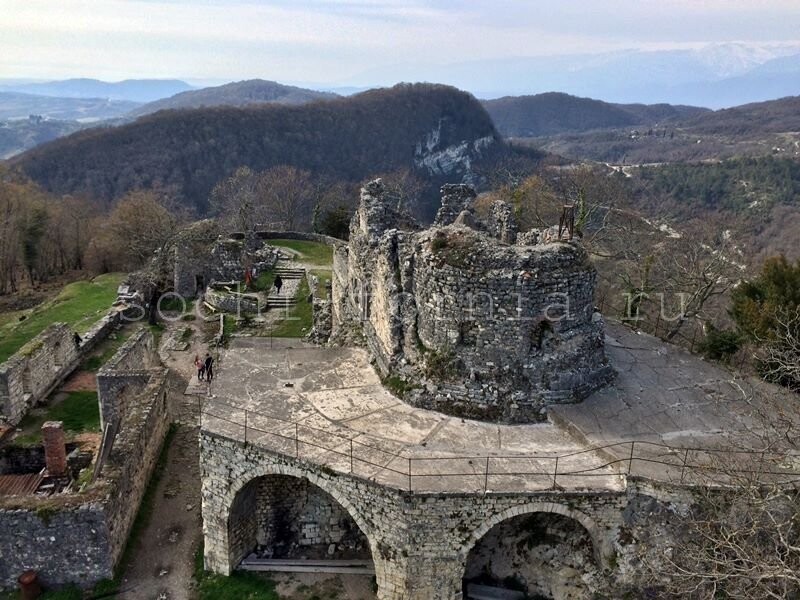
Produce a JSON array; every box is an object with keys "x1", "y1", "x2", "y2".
[
  {"x1": 644, "y1": 385, "x2": 800, "y2": 600},
  {"x1": 759, "y1": 307, "x2": 800, "y2": 392},
  {"x1": 256, "y1": 165, "x2": 316, "y2": 230}
]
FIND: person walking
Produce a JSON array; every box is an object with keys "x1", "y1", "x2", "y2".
[
  {"x1": 204, "y1": 352, "x2": 214, "y2": 383},
  {"x1": 194, "y1": 354, "x2": 205, "y2": 381},
  {"x1": 274, "y1": 275, "x2": 283, "y2": 295}
]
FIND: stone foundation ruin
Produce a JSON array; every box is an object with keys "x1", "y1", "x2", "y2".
[
  {"x1": 330, "y1": 179, "x2": 613, "y2": 422},
  {"x1": 0, "y1": 328, "x2": 170, "y2": 589}
]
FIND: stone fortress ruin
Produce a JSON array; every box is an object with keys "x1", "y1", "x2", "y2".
[
  {"x1": 330, "y1": 179, "x2": 613, "y2": 422},
  {"x1": 200, "y1": 180, "x2": 800, "y2": 599}
]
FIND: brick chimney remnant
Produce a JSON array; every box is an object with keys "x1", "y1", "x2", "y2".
[{"x1": 42, "y1": 421, "x2": 67, "y2": 477}]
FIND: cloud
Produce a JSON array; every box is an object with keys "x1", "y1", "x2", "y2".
[{"x1": 0, "y1": 0, "x2": 798, "y2": 82}]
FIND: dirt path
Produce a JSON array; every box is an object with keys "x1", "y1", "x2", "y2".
[{"x1": 116, "y1": 423, "x2": 202, "y2": 600}]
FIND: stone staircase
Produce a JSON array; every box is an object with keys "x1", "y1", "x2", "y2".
[{"x1": 266, "y1": 265, "x2": 305, "y2": 310}]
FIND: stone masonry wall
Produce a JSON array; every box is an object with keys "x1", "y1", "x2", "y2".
[
  {"x1": 96, "y1": 328, "x2": 157, "y2": 432},
  {"x1": 200, "y1": 433, "x2": 660, "y2": 600},
  {"x1": 332, "y1": 180, "x2": 613, "y2": 423},
  {"x1": 0, "y1": 368, "x2": 169, "y2": 590},
  {"x1": 0, "y1": 502, "x2": 114, "y2": 589},
  {"x1": 0, "y1": 324, "x2": 80, "y2": 426},
  {"x1": 0, "y1": 311, "x2": 120, "y2": 427},
  {"x1": 100, "y1": 368, "x2": 170, "y2": 566}
]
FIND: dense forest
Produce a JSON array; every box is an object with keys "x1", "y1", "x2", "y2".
[
  {"x1": 635, "y1": 156, "x2": 800, "y2": 213},
  {"x1": 129, "y1": 79, "x2": 337, "y2": 117},
  {"x1": 482, "y1": 92, "x2": 707, "y2": 138},
  {"x1": 13, "y1": 83, "x2": 506, "y2": 215}
]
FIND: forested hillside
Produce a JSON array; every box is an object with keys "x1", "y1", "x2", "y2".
[
  {"x1": 483, "y1": 92, "x2": 707, "y2": 137},
  {"x1": 129, "y1": 79, "x2": 337, "y2": 117},
  {"x1": 14, "y1": 83, "x2": 505, "y2": 213},
  {"x1": 515, "y1": 94, "x2": 800, "y2": 163}
]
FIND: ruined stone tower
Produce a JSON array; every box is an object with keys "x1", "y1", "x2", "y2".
[{"x1": 331, "y1": 179, "x2": 612, "y2": 423}]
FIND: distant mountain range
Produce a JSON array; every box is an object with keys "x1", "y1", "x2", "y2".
[
  {"x1": 0, "y1": 91, "x2": 139, "y2": 121},
  {"x1": 482, "y1": 93, "x2": 709, "y2": 138},
  {"x1": 12, "y1": 84, "x2": 504, "y2": 215},
  {"x1": 128, "y1": 80, "x2": 337, "y2": 117},
  {"x1": 515, "y1": 94, "x2": 800, "y2": 164},
  {"x1": 350, "y1": 43, "x2": 800, "y2": 108},
  {"x1": 0, "y1": 78, "x2": 193, "y2": 103}
]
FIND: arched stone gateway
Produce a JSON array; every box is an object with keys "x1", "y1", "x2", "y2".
[
  {"x1": 208, "y1": 462, "x2": 380, "y2": 577},
  {"x1": 200, "y1": 433, "x2": 627, "y2": 600},
  {"x1": 459, "y1": 504, "x2": 608, "y2": 600}
]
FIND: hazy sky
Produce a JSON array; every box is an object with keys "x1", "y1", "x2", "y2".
[{"x1": 2, "y1": 0, "x2": 800, "y2": 84}]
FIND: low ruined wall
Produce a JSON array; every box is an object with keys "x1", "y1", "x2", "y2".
[
  {"x1": 0, "y1": 369, "x2": 170, "y2": 591},
  {"x1": 0, "y1": 313, "x2": 120, "y2": 427},
  {"x1": 205, "y1": 288, "x2": 261, "y2": 316},
  {"x1": 0, "y1": 502, "x2": 114, "y2": 589},
  {"x1": 80, "y1": 312, "x2": 121, "y2": 355},
  {"x1": 101, "y1": 368, "x2": 170, "y2": 566},
  {"x1": 97, "y1": 328, "x2": 157, "y2": 431},
  {"x1": 0, "y1": 324, "x2": 80, "y2": 426}
]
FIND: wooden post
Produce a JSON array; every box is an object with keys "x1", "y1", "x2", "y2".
[
  {"x1": 628, "y1": 442, "x2": 635, "y2": 475},
  {"x1": 552, "y1": 456, "x2": 559, "y2": 490},
  {"x1": 680, "y1": 448, "x2": 690, "y2": 483},
  {"x1": 295, "y1": 423, "x2": 299, "y2": 458},
  {"x1": 484, "y1": 457, "x2": 490, "y2": 494}
]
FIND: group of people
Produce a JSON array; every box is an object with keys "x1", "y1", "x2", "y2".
[{"x1": 194, "y1": 352, "x2": 215, "y2": 383}]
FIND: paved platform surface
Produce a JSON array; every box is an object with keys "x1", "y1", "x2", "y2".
[{"x1": 201, "y1": 322, "x2": 797, "y2": 493}]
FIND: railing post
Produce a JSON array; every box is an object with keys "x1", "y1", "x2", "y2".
[
  {"x1": 295, "y1": 423, "x2": 299, "y2": 458},
  {"x1": 408, "y1": 458, "x2": 412, "y2": 492},
  {"x1": 552, "y1": 456, "x2": 559, "y2": 490},
  {"x1": 350, "y1": 439, "x2": 354, "y2": 474},
  {"x1": 244, "y1": 409, "x2": 248, "y2": 446},
  {"x1": 484, "y1": 456, "x2": 490, "y2": 494},
  {"x1": 680, "y1": 448, "x2": 689, "y2": 483},
  {"x1": 628, "y1": 441, "x2": 635, "y2": 475}
]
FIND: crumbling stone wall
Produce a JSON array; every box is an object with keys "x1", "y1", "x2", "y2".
[
  {"x1": 332, "y1": 180, "x2": 612, "y2": 423},
  {"x1": 434, "y1": 183, "x2": 477, "y2": 226},
  {"x1": 0, "y1": 324, "x2": 80, "y2": 426},
  {"x1": 0, "y1": 368, "x2": 169, "y2": 590},
  {"x1": 173, "y1": 223, "x2": 281, "y2": 298},
  {"x1": 0, "y1": 311, "x2": 121, "y2": 427},
  {"x1": 100, "y1": 368, "x2": 170, "y2": 566},
  {"x1": 96, "y1": 328, "x2": 158, "y2": 432}
]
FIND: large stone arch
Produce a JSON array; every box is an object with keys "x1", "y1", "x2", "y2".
[
  {"x1": 460, "y1": 501, "x2": 610, "y2": 565},
  {"x1": 214, "y1": 461, "x2": 380, "y2": 575}
]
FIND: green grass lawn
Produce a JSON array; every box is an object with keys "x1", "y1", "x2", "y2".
[
  {"x1": 310, "y1": 269, "x2": 332, "y2": 301},
  {"x1": 268, "y1": 239, "x2": 333, "y2": 266},
  {"x1": 81, "y1": 327, "x2": 135, "y2": 372},
  {"x1": 251, "y1": 270, "x2": 276, "y2": 292},
  {"x1": 269, "y1": 277, "x2": 312, "y2": 338},
  {"x1": 14, "y1": 391, "x2": 101, "y2": 446},
  {"x1": 195, "y1": 545, "x2": 278, "y2": 600},
  {"x1": 0, "y1": 273, "x2": 125, "y2": 363}
]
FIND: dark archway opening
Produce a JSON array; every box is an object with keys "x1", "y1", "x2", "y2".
[
  {"x1": 228, "y1": 474, "x2": 373, "y2": 570},
  {"x1": 463, "y1": 512, "x2": 599, "y2": 600}
]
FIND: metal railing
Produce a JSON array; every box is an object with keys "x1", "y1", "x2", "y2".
[{"x1": 201, "y1": 398, "x2": 800, "y2": 493}]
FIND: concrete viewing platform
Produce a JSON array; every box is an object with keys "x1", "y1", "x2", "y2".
[{"x1": 200, "y1": 322, "x2": 798, "y2": 495}]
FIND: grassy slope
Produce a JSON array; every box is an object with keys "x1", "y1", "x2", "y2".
[
  {"x1": 0, "y1": 273, "x2": 124, "y2": 363},
  {"x1": 269, "y1": 277, "x2": 312, "y2": 337},
  {"x1": 268, "y1": 239, "x2": 333, "y2": 266}
]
